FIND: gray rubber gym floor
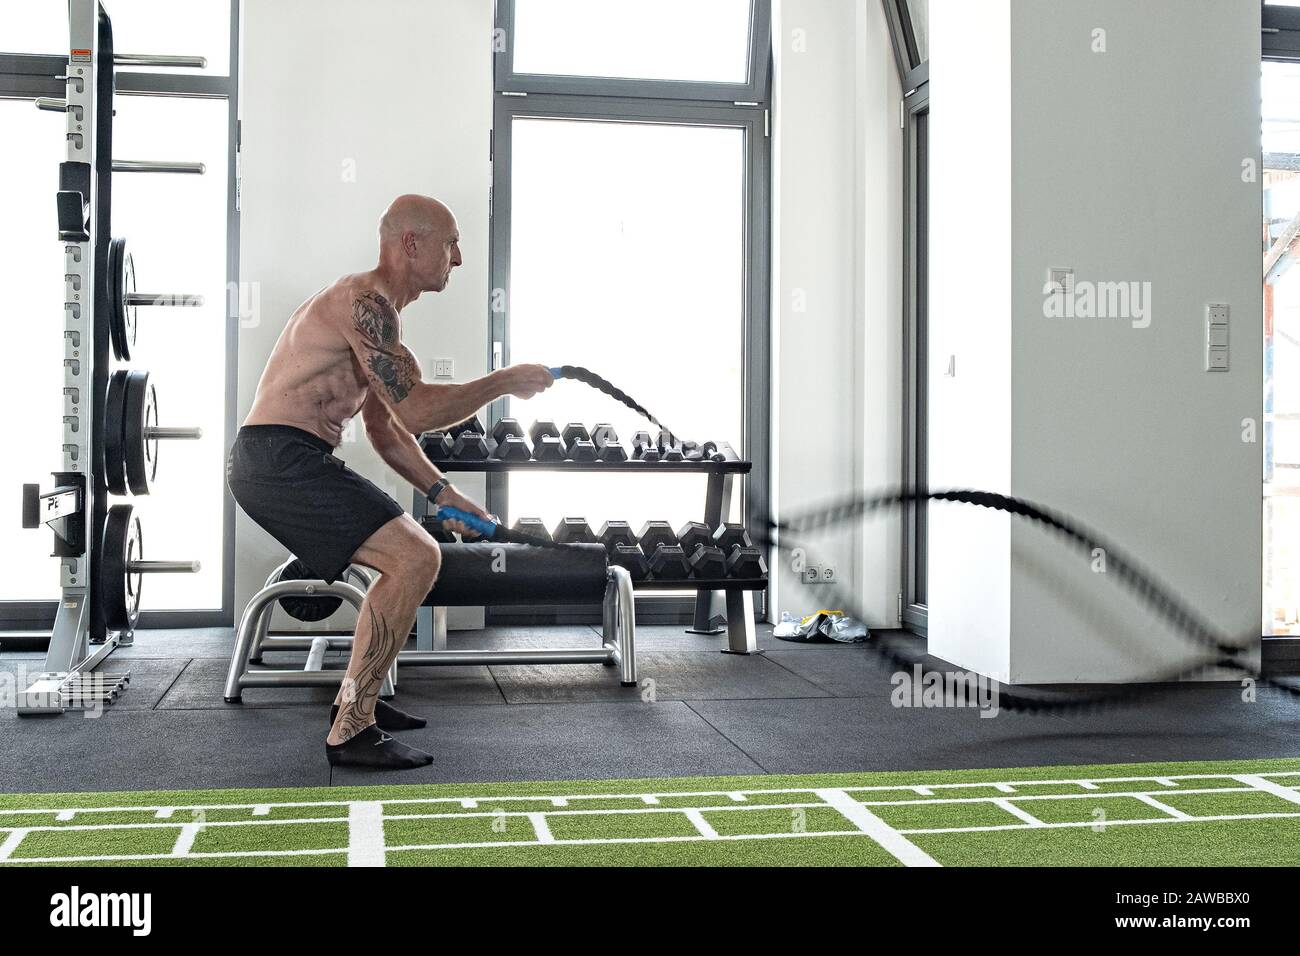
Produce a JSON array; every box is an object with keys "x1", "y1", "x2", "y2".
[{"x1": 1, "y1": 625, "x2": 1297, "y2": 794}]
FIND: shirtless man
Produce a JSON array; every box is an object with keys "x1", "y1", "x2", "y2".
[{"x1": 228, "y1": 194, "x2": 554, "y2": 769}]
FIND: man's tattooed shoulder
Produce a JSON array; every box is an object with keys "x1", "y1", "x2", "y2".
[{"x1": 352, "y1": 290, "x2": 399, "y2": 347}]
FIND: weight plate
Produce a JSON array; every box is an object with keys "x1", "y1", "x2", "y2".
[
  {"x1": 120, "y1": 251, "x2": 137, "y2": 359},
  {"x1": 123, "y1": 370, "x2": 156, "y2": 495},
  {"x1": 102, "y1": 503, "x2": 142, "y2": 632},
  {"x1": 276, "y1": 558, "x2": 343, "y2": 622},
  {"x1": 107, "y1": 238, "x2": 128, "y2": 360},
  {"x1": 103, "y1": 369, "x2": 130, "y2": 496}
]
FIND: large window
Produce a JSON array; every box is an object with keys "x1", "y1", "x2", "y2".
[
  {"x1": 489, "y1": 0, "x2": 770, "y2": 615},
  {"x1": 0, "y1": 2, "x2": 238, "y2": 626}
]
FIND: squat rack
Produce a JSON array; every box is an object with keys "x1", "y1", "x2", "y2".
[{"x1": 16, "y1": 1, "x2": 207, "y2": 714}]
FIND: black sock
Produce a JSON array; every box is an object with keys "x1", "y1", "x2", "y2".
[
  {"x1": 325, "y1": 724, "x2": 434, "y2": 770},
  {"x1": 330, "y1": 699, "x2": 427, "y2": 732}
]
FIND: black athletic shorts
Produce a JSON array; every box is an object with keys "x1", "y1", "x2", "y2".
[{"x1": 227, "y1": 424, "x2": 404, "y2": 583}]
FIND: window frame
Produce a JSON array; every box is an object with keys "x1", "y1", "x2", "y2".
[
  {"x1": 883, "y1": 0, "x2": 930, "y2": 634},
  {"x1": 495, "y1": 0, "x2": 772, "y2": 103},
  {"x1": 0, "y1": 2, "x2": 240, "y2": 629}
]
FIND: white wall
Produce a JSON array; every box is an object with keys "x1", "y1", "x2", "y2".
[
  {"x1": 771, "y1": 0, "x2": 902, "y2": 626},
  {"x1": 235, "y1": 0, "x2": 492, "y2": 623},
  {"x1": 929, "y1": 0, "x2": 1262, "y2": 681}
]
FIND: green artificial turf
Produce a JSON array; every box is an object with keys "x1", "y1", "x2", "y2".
[{"x1": 1, "y1": 757, "x2": 1297, "y2": 867}]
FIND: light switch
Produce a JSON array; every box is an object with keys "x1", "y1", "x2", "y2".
[
  {"x1": 433, "y1": 358, "x2": 455, "y2": 379},
  {"x1": 1205, "y1": 304, "x2": 1229, "y2": 372}
]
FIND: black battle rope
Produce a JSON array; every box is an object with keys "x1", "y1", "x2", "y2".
[
  {"x1": 766, "y1": 488, "x2": 1298, "y2": 713},
  {"x1": 456, "y1": 371, "x2": 1292, "y2": 714},
  {"x1": 551, "y1": 366, "x2": 683, "y2": 446}
]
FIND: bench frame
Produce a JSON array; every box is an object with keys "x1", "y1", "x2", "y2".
[{"x1": 222, "y1": 559, "x2": 638, "y2": 702}]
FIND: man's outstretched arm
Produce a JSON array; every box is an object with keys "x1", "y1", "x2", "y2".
[{"x1": 341, "y1": 289, "x2": 553, "y2": 434}]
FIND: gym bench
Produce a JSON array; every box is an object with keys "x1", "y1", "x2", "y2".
[{"x1": 223, "y1": 543, "x2": 637, "y2": 702}]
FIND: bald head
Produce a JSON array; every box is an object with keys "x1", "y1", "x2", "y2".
[
  {"x1": 379, "y1": 194, "x2": 453, "y2": 246},
  {"x1": 376, "y1": 194, "x2": 462, "y2": 294}
]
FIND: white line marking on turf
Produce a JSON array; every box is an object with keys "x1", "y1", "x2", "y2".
[
  {"x1": 528, "y1": 813, "x2": 554, "y2": 843},
  {"x1": 642, "y1": 796, "x2": 659, "y2": 805},
  {"x1": 1134, "y1": 794, "x2": 1189, "y2": 819},
  {"x1": 346, "y1": 801, "x2": 386, "y2": 867},
  {"x1": 1155, "y1": 778, "x2": 1176, "y2": 787},
  {"x1": 1, "y1": 771, "x2": 1287, "y2": 821},
  {"x1": 55, "y1": 810, "x2": 74, "y2": 822},
  {"x1": 913, "y1": 787, "x2": 933, "y2": 796},
  {"x1": 155, "y1": 807, "x2": 175, "y2": 819},
  {"x1": 1078, "y1": 781, "x2": 1099, "y2": 790},
  {"x1": 460, "y1": 799, "x2": 477, "y2": 809},
  {"x1": 683, "y1": 809, "x2": 719, "y2": 839},
  {"x1": 1234, "y1": 774, "x2": 1300, "y2": 805},
  {"x1": 171, "y1": 823, "x2": 200, "y2": 857},
  {"x1": 551, "y1": 798, "x2": 568, "y2": 807},
  {"x1": 993, "y1": 783, "x2": 1016, "y2": 794},
  {"x1": 815, "y1": 789, "x2": 941, "y2": 867},
  {"x1": 0, "y1": 829, "x2": 27, "y2": 862},
  {"x1": 902, "y1": 810, "x2": 1300, "y2": 835},
  {"x1": 993, "y1": 799, "x2": 1044, "y2": 827}
]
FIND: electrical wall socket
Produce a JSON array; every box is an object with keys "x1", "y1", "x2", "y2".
[
  {"x1": 803, "y1": 566, "x2": 821, "y2": 584},
  {"x1": 821, "y1": 567, "x2": 836, "y2": 583}
]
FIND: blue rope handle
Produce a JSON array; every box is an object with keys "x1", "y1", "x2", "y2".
[{"x1": 434, "y1": 506, "x2": 499, "y2": 540}]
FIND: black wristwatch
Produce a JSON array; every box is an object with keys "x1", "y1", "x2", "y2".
[{"x1": 426, "y1": 478, "x2": 452, "y2": 503}]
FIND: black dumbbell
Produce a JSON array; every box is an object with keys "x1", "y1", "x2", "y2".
[
  {"x1": 491, "y1": 418, "x2": 526, "y2": 443},
  {"x1": 700, "y1": 441, "x2": 726, "y2": 463},
  {"x1": 598, "y1": 440, "x2": 629, "y2": 462},
  {"x1": 647, "y1": 543, "x2": 691, "y2": 580},
  {"x1": 568, "y1": 438, "x2": 598, "y2": 461},
  {"x1": 562, "y1": 423, "x2": 591, "y2": 446},
  {"x1": 529, "y1": 419, "x2": 561, "y2": 446},
  {"x1": 714, "y1": 442, "x2": 740, "y2": 462},
  {"x1": 534, "y1": 435, "x2": 566, "y2": 461},
  {"x1": 592, "y1": 423, "x2": 628, "y2": 462},
  {"x1": 677, "y1": 521, "x2": 712, "y2": 556},
  {"x1": 611, "y1": 544, "x2": 650, "y2": 581},
  {"x1": 638, "y1": 520, "x2": 678, "y2": 556},
  {"x1": 598, "y1": 520, "x2": 638, "y2": 551},
  {"x1": 553, "y1": 516, "x2": 597, "y2": 544},
  {"x1": 681, "y1": 440, "x2": 704, "y2": 462},
  {"x1": 420, "y1": 431, "x2": 452, "y2": 459},
  {"x1": 632, "y1": 431, "x2": 660, "y2": 462},
  {"x1": 448, "y1": 416, "x2": 485, "y2": 439},
  {"x1": 512, "y1": 517, "x2": 552, "y2": 543},
  {"x1": 452, "y1": 432, "x2": 490, "y2": 460},
  {"x1": 726, "y1": 547, "x2": 768, "y2": 578},
  {"x1": 493, "y1": 435, "x2": 532, "y2": 460},
  {"x1": 688, "y1": 544, "x2": 728, "y2": 579},
  {"x1": 713, "y1": 523, "x2": 753, "y2": 555}
]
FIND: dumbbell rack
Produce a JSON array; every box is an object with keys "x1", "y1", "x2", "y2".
[
  {"x1": 17, "y1": 1, "x2": 204, "y2": 714},
  {"x1": 412, "y1": 448, "x2": 766, "y2": 655}
]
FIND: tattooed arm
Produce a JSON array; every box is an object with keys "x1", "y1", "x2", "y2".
[{"x1": 342, "y1": 290, "x2": 554, "y2": 434}]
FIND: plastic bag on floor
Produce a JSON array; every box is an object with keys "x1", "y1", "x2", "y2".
[{"x1": 773, "y1": 610, "x2": 869, "y2": 644}]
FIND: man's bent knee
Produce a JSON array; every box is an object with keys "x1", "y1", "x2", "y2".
[{"x1": 401, "y1": 540, "x2": 441, "y2": 594}]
